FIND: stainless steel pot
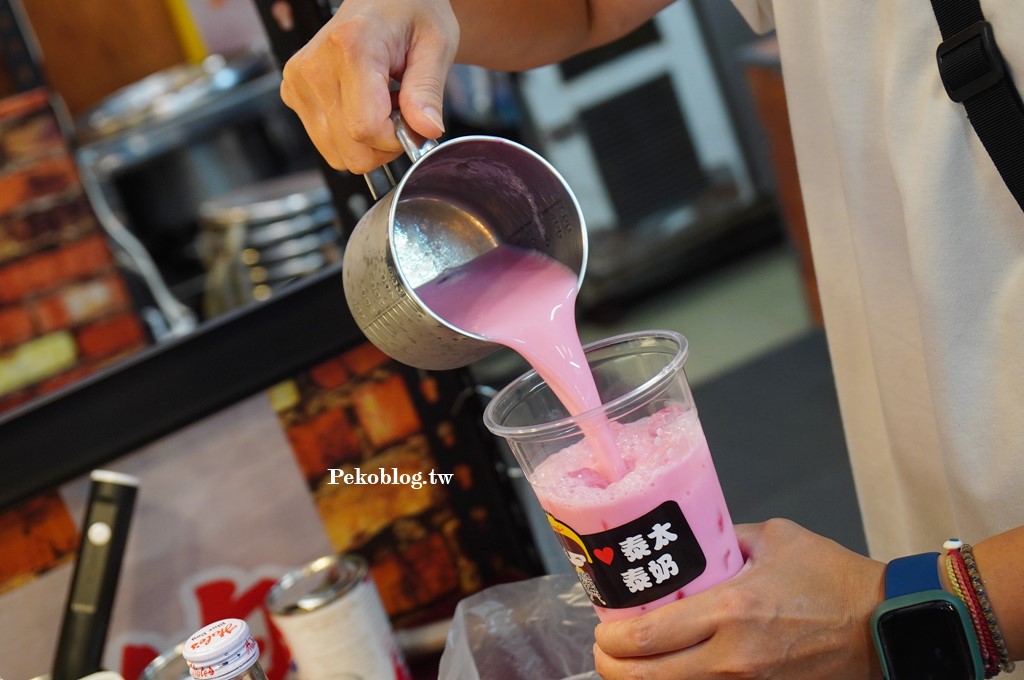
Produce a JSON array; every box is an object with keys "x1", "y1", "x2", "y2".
[
  {"x1": 342, "y1": 115, "x2": 587, "y2": 370},
  {"x1": 197, "y1": 170, "x2": 341, "y2": 315}
]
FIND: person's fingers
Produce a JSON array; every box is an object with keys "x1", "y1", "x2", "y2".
[
  {"x1": 277, "y1": 0, "x2": 463, "y2": 172},
  {"x1": 594, "y1": 594, "x2": 717, "y2": 658},
  {"x1": 594, "y1": 524, "x2": 770, "y2": 661},
  {"x1": 594, "y1": 641, "x2": 702, "y2": 680},
  {"x1": 397, "y1": 32, "x2": 454, "y2": 140},
  {"x1": 332, "y1": 33, "x2": 402, "y2": 147},
  {"x1": 327, "y1": 112, "x2": 403, "y2": 175},
  {"x1": 281, "y1": 47, "x2": 352, "y2": 170},
  {"x1": 280, "y1": 76, "x2": 347, "y2": 169},
  {"x1": 312, "y1": 29, "x2": 401, "y2": 172},
  {"x1": 280, "y1": 14, "x2": 405, "y2": 173},
  {"x1": 282, "y1": 81, "x2": 398, "y2": 174}
]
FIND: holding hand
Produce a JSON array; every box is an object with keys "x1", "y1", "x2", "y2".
[
  {"x1": 280, "y1": 0, "x2": 456, "y2": 173},
  {"x1": 594, "y1": 519, "x2": 887, "y2": 679}
]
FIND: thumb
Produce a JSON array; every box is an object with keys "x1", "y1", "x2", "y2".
[{"x1": 398, "y1": 38, "x2": 453, "y2": 140}]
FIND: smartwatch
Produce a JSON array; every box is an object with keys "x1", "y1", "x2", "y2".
[{"x1": 871, "y1": 552, "x2": 984, "y2": 680}]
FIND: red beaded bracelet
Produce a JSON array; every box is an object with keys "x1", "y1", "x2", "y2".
[
  {"x1": 944, "y1": 539, "x2": 1015, "y2": 677},
  {"x1": 960, "y1": 543, "x2": 1015, "y2": 675},
  {"x1": 946, "y1": 546, "x2": 1001, "y2": 677}
]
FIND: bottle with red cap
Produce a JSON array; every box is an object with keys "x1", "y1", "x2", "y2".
[{"x1": 181, "y1": 619, "x2": 266, "y2": 680}]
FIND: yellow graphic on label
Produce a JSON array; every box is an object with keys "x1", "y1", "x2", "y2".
[{"x1": 547, "y1": 513, "x2": 605, "y2": 605}]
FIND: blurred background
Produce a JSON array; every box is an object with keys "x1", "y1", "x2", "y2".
[{"x1": 0, "y1": 2, "x2": 857, "y2": 679}]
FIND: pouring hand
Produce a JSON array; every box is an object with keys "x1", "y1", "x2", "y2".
[
  {"x1": 593, "y1": 519, "x2": 887, "y2": 680},
  {"x1": 280, "y1": 0, "x2": 457, "y2": 173}
]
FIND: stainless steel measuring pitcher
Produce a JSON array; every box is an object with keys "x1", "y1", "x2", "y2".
[{"x1": 342, "y1": 114, "x2": 587, "y2": 370}]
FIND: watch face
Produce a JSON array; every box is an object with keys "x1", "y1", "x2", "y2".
[{"x1": 877, "y1": 601, "x2": 975, "y2": 680}]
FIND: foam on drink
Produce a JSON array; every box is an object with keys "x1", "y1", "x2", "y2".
[{"x1": 531, "y1": 405, "x2": 742, "y2": 620}]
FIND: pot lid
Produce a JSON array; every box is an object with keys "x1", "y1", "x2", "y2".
[
  {"x1": 76, "y1": 51, "x2": 272, "y2": 141},
  {"x1": 198, "y1": 170, "x2": 333, "y2": 228}
]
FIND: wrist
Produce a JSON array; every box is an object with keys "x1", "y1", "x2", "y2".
[
  {"x1": 943, "y1": 539, "x2": 1015, "y2": 677},
  {"x1": 840, "y1": 556, "x2": 887, "y2": 680},
  {"x1": 871, "y1": 551, "x2": 984, "y2": 679},
  {"x1": 865, "y1": 560, "x2": 888, "y2": 679}
]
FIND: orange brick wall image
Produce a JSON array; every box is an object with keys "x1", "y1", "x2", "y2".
[
  {"x1": 0, "y1": 491, "x2": 79, "y2": 594},
  {"x1": 351, "y1": 374, "x2": 422, "y2": 449},
  {"x1": 285, "y1": 406, "x2": 362, "y2": 481},
  {"x1": 271, "y1": 342, "x2": 541, "y2": 629},
  {"x1": 314, "y1": 439, "x2": 446, "y2": 549},
  {"x1": 371, "y1": 531, "x2": 462, "y2": 618},
  {"x1": 0, "y1": 90, "x2": 149, "y2": 414}
]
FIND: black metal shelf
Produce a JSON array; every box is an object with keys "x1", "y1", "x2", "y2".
[{"x1": 0, "y1": 261, "x2": 361, "y2": 512}]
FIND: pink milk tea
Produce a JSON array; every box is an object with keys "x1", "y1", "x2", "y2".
[
  {"x1": 530, "y1": 405, "x2": 742, "y2": 621},
  {"x1": 416, "y1": 245, "x2": 741, "y2": 620}
]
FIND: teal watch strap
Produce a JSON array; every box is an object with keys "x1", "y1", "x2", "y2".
[{"x1": 872, "y1": 552, "x2": 984, "y2": 680}]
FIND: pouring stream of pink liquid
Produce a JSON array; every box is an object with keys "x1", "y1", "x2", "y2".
[{"x1": 413, "y1": 245, "x2": 628, "y2": 482}]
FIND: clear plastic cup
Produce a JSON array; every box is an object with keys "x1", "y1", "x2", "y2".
[{"x1": 483, "y1": 330, "x2": 742, "y2": 622}]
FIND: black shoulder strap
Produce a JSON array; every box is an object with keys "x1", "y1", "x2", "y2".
[{"x1": 931, "y1": 0, "x2": 1024, "y2": 213}]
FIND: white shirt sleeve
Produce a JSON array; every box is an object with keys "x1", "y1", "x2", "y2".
[{"x1": 729, "y1": 0, "x2": 775, "y2": 33}]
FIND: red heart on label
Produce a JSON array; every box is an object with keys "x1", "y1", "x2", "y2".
[{"x1": 593, "y1": 547, "x2": 615, "y2": 565}]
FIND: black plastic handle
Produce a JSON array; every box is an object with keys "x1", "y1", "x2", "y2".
[{"x1": 52, "y1": 470, "x2": 138, "y2": 680}]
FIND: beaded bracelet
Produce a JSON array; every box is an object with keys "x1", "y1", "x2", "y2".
[
  {"x1": 944, "y1": 539, "x2": 1016, "y2": 676},
  {"x1": 946, "y1": 547, "x2": 1001, "y2": 677},
  {"x1": 960, "y1": 543, "x2": 1015, "y2": 675}
]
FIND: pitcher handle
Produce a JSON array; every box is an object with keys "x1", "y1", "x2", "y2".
[{"x1": 363, "y1": 111, "x2": 439, "y2": 200}]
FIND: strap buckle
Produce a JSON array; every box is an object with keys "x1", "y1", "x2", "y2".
[{"x1": 936, "y1": 21, "x2": 1005, "y2": 103}]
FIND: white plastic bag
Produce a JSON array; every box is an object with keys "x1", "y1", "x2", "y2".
[{"x1": 438, "y1": 574, "x2": 601, "y2": 680}]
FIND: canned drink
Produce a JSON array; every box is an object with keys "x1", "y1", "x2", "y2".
[{"x1": 266, "y1": 555, "x2": 409, "y2": 680}]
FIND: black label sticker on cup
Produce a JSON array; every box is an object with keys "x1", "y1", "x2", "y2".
[{"x1": 548, "y1": 501, "x2": 706, "y2": 609}]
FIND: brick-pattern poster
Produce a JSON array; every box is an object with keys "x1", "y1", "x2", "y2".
[
  {"x1": 272, "y1": 343, "x2": 541, "y2": 629},
  {"x1": 0, "y1": 89, "x2": 148, "y2": 414},
  {"x1": 0, "y1": 491, "x2": 78, "y2": 595}
]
